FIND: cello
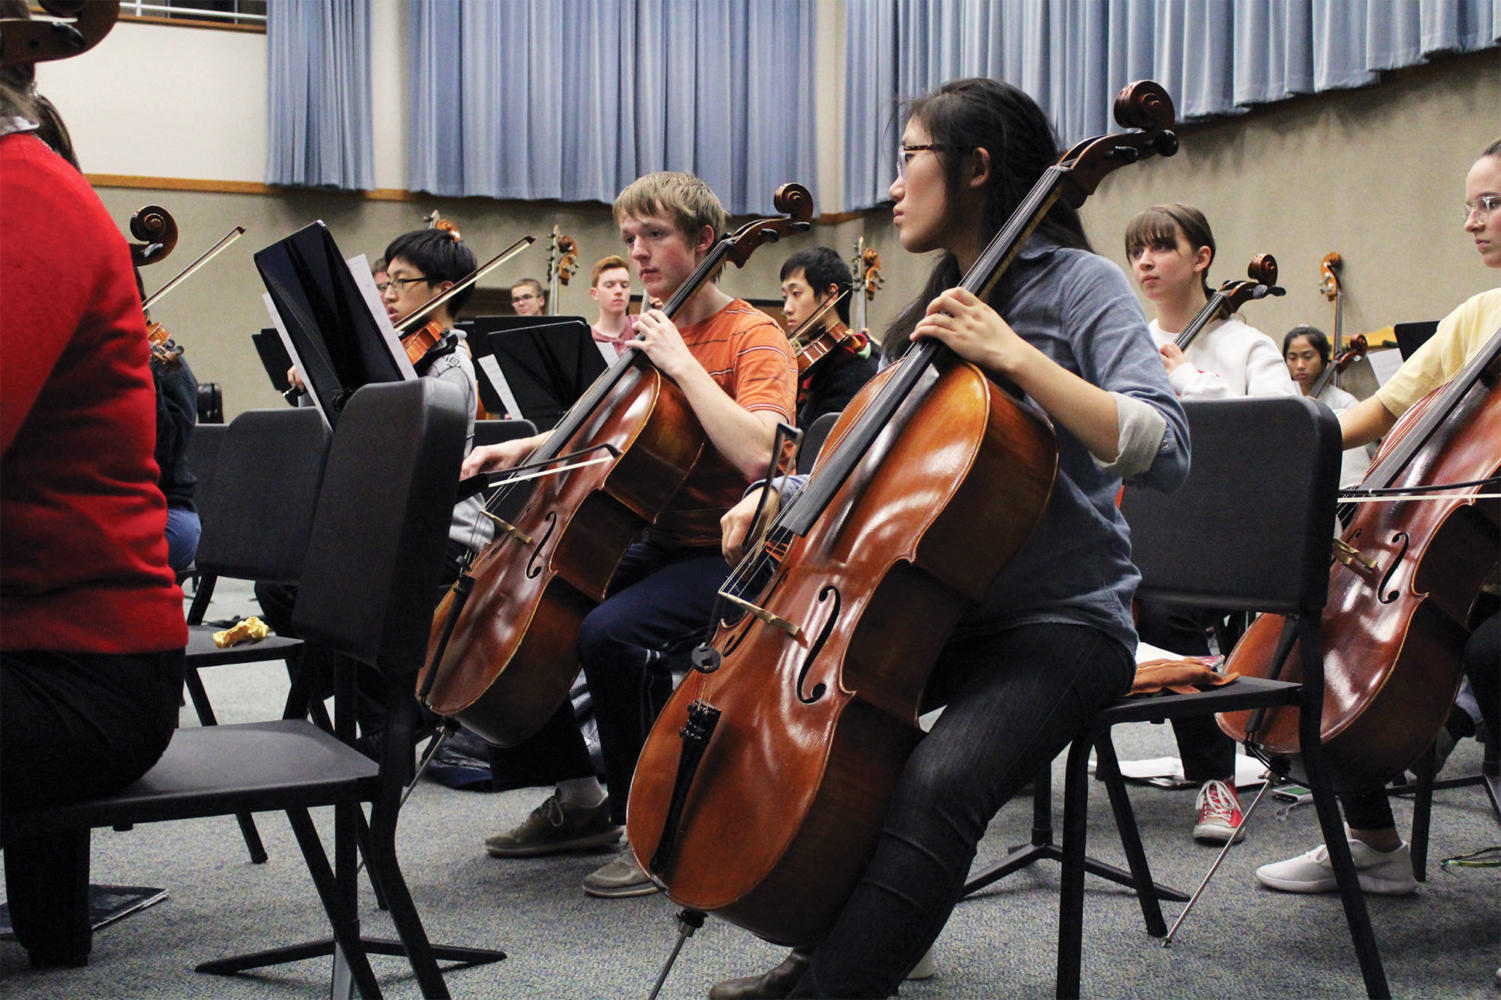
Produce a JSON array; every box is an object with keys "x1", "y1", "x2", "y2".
[
  {"x1": 1220, "y1": 328, "x2": 1501, "y2": 793},
  {"x1": 1172, "y1": 253, "x2": 1283, "y2": 352},
  {"x1": 417, "y1": 184, "x2": 814, "y2": 747},
  {"x1": 627, "y1": 82, "x2": 1179, "y2": 947}
]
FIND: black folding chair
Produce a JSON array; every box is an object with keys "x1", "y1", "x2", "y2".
[
  {"x1": 954, "y1": 396, "x2": 1386, "y2": 996},
  {"x1": 1045, "y1": 397, "x2": 1388, "y2": 998},
  {"x1": 1, "y1": 380, "x2": 504, "y2": 997},
  {"x1": 177, "y1": 408, "x2": 330, "y2": 862}
]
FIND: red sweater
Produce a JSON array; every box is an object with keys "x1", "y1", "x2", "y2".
[{"x1": 1, "y1": 133, "x2": 187, "y2": 653}]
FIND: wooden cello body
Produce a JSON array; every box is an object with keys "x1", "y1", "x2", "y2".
[
  {"x1": 1221, "y1": 331, "x2": 1501, "y2": 793},
  {"x1": 422, "y1": 363, "x2": 704, "y2": 745},
  {"x1": 628, "y1": 356, "x2": 1056, "y2": 944},
  {"x1": 626, "y1": 81, "x2": 1180, "y2": 947},
  {"x1": 418, "y1": 185, "x2": 813, "y2": 747}
]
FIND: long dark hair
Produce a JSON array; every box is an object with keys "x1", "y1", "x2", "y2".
[{"x1": 883, "y1": 78, "x2": 1090, "y2": 360}]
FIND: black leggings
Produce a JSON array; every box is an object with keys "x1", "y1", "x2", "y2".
[{"x1": 1, "y1": 648, "x2": 184, "y2": 963}]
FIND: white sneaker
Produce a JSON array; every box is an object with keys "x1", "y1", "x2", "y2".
[{"x1": 1255, "y1": 837, "x2": 1417, "y2": 895}]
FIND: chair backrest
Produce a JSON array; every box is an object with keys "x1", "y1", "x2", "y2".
[
  {"x1": 1120, "y1": 397, "x2": 1341, "y2": 616},
  {"x1": 797, "y1": 411, "x2": 840, "y2": 475},
  {"x1": 184, "y1": 422, "x2": 226, "y2": 506},
  {"x1": 194, "y1": 408, "x2": 330, "y2": 583},
  {"x1": 291, "y1": 379, "x2": 468, "y2": 682},
  {"x1": 474, "y1": 418, "x2": 539, "y2": 449}
]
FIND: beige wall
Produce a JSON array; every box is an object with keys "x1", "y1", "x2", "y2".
[{"x1": 57, "y1": 17, "x2": 1499, "y2": 417}]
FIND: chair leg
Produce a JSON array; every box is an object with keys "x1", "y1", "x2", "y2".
[
  {"x1": 184, "y1": 665, "x2": 269, "y2": 865},
  {"x1": 264, "y1": 804, "x2": 381, "y2": 990},
  {"x1": 1093, "y1": 734, "x2": 1168, "y2": 936},
  {"x1": 1409, "y1": 744, "x2": 1437, "y2": 882},
  {"x1": 1056, "y1": 734, "x2": 1096, "y2": 1000},
  {"x1": 1302, "y1": 746, "x2": 1390, "y2": 998}
]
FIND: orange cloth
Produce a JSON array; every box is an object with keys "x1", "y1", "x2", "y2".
[{"x1": 1130, "y1": 657, "x2": 1239, "y2": 696}]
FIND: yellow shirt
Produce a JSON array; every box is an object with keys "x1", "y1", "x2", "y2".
[{"x1": 1376, "y1": 287, "x2": 1501, "y2": 417}]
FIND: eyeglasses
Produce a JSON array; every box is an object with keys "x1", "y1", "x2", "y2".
[
  {"x1": 1462, "y1": 194, "x2": 1500, "y2": 225},
  {"x1": 896, "y1": 143, "x2": 944, "y2": 181},
  {"x1": 376, "y1": 276, "x2": 428, "y2": 293},
  {"x1": 511, "y1": 293, "x2": 539, "y2": 304}
]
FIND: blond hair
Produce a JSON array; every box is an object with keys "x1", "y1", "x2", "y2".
[{"x1": 613, "y1": 172, "x2": 728, "y2": 242}]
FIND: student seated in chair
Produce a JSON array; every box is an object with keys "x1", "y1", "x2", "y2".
[
  {"x1": 1, "y1": 67, "x2": 187, "y2": 968},
  {"x1": 464, "y1": 171, "x2": 798, "y2": 899},
  {"x1": 1257, "y1": 138, "x2": 1501, "y2": 897}
]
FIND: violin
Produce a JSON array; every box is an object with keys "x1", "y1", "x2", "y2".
[
  {"x1": 627, "y1": 82, "x2": 1179, "y2": 946},
  {"x1": 545, "y1": 227, "x2": 579, "y2": 316},
  {"x1": 786, "y1": 288, "x2": 855, "y2": 374},
  {"x1": 1221, "y1": 329, "x2": 1501, "y2": 792},
  {"x1": 1174, "y1": 253, "x2": 1284, "y2": 351},
  {"x1": 146, "y1": 320, "x2": 182, "y2": 371},
  {"x1": 0, "y1": 1, "x2": 118, "y2": 68},
  {"x1": 417, "y1": 184, "x2": 814, "y2": 748}
]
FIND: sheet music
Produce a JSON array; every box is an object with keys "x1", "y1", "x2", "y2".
[
  {"x1": 477, "y1": 354, "x2": 523, "y2": 419},
  {"x1": 345, "y1": 253, "x2": 417, "y2": 380}
]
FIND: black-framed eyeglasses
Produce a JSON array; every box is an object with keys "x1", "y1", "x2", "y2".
[
  {"x1": 377, "y1": 276, "x2": 428, "y2": 294},
  {"x1": 896, "y1": 143, "x2": 945, "y2": 180}
]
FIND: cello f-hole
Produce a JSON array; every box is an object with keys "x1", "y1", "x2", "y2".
[
  {"x1": 796, "y1": 585, "x2": 840, "y2": 704},
  {"x1": 1378, "y1": 532, "x2": 1410, "y2": 605},
  {"x1": 525, "y1": 512, "x2": 558, "y2": 579}
]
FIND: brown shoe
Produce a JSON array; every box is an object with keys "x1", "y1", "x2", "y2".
[{"x1": 708, "y1": 949, "x2": 810, "y2": 1000}]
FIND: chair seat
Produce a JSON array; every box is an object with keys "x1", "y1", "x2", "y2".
[
  {"x1": 185, "y1": 624, "x2": 303, "y2": 666},
  {"x1": 3, "y1": 721, "x2": 379, "y2": 840},
  {"x1": 1096, "y1": 676, "x2": 1300, "y2": 726}
]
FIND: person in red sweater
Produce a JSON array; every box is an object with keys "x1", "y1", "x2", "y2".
[{"x1": 1, "y1": 80, "x2": 187, "y2": 967}]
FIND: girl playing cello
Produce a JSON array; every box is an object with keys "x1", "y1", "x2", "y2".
[
  {"x1": 1254, "y1": 139, "x2": 1501, "y2": 898},
  {"x1": 712, "y1": 78, "x2": 1189, "y2": 999}
]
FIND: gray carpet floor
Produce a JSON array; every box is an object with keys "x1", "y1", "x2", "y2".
[{"x1": 2, "y1": 580, "x2": 1497, "y2": 998}]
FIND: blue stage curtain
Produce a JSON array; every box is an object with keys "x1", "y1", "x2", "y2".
[
  {"x1": 843, "y1": 0, "x2": 1499, "y2": 210},
  {"x1": 265, "y1": 0, "x2": 375, "y2": 190},
  {"x1": 407, "y1": 0, "x2": 819, "y2": 216}
]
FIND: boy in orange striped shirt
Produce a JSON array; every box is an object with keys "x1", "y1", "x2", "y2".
[{"x1": 464, "y1": 172, "x2": 797, "y2": 896}]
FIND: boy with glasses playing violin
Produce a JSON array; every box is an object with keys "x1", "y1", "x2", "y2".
[{"x1": 464, "y1": 171, "x2": 797, "y2": 898}]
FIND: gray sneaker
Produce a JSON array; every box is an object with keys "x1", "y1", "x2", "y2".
[
  {"x1": 484, "y1": 793, "x2": 621, "y2": 858},
  {"x1": 582, "y1": 848, "x2": 660, "y2": 898}
]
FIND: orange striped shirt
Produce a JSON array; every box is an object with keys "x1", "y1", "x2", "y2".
[{"x1": 651, "y1": 299, "x2": 796, "y2": 548}]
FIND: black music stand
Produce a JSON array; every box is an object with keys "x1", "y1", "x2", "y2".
[
  {"x1": 251, "y1": 327, "x2": 298, "y2": 404},
  {"x1": 1393, "y1": 320, "x2": 1439, "y2": 360},
  {"x1": 460, "y1": 316, "x2": 607, "y2": 430},
  {"x1": 255, "y1": 222, "x2": 413, "y2": 429}
]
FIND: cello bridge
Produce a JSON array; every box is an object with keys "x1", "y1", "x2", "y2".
[
  {"x1": 1331, "y1": 537, "x2": 1375, "y2": 571},
  {"x1": 482, "y1": 510, "x2": 533, "y2": 545},
  {"x1": 719, "y1": 591, "x2": 802, "y2": 639}
]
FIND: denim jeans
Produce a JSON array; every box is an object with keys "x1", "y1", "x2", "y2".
[{"x1": 789, "y1": 622, "x2": 1134, "y2": 999}]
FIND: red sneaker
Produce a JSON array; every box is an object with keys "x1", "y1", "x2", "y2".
[{"x1": 1193, "y1": 778, "x2": 1246, "y2": 843}]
